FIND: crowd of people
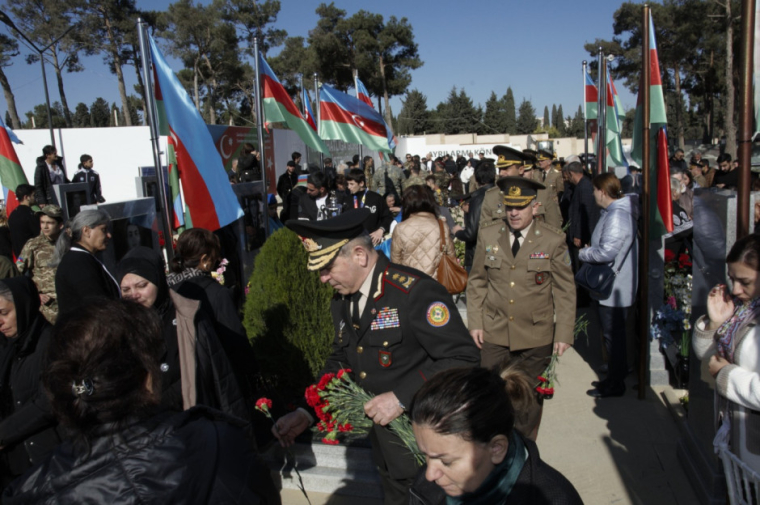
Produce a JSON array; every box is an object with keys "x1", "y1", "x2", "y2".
[{"x1": 0, "y1": 139, "x2": 754, "y2": 504}]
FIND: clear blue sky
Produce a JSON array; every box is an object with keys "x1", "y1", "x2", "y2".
[{"x1": 0, "y1": 0, "x2": 644, "y2": 127}]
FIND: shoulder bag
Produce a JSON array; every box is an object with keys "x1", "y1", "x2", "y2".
[
  {"x1": 575, "y1": 223, "x2": 633, "y2": 300},
  {"x1": 436, "y1": 218, "x2": 468, "y2": 294}
]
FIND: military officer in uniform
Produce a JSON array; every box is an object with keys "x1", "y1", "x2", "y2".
[
  {"x1": 531, "y1": 148, "x2": 563, "y2": 229},
  {"x1": 273, "y1": 209, "x2": 479, "y2": 505},
  {"x1": 479, "y1": 146, "x2": 527, "y2": 227},
  {"x1": 16, "y1": 205, "x2": 64, "y2": 323},
  {"x1": 467, "y1": 177, "x2": 576, "y2": 439}
]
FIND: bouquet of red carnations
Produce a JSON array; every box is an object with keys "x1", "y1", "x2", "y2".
[{"x1": 306, "y1": 369, "x2": 424, "y2": 465}]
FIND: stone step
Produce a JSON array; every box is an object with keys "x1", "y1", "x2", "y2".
[{"x1": 264, "y1": 441, "x2": 384, "y2": 498}]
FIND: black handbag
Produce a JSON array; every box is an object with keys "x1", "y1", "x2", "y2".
[{"x1": 575, "y1": 240, "x2": 632, "y2": 300}]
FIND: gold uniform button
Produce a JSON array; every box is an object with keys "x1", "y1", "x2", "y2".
[
  {"x1": 510, "y1": 265, "x2": 516, "y2": 270},
  {"x1": 383, "y1": 341, "x2": 389, "y2": 347},
  {"x1": 357, "y1": 346, "x2": 363, "y2": 354},
  {"x1": 359, "y1": 371, "x2": 367, "y2": 379},
  {"x1": 509, "y1": 316, "x2": 514, "y2": 321},
  {"x1": 509, "y1": 300, "x2": 514, "y2": 304},
  {"x1": 509, "y1": 281, "x2": 515, "y2": 287}
]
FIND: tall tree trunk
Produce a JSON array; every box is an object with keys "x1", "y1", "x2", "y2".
[
  {"x1": 103, "y1": 13, "x2": 132, "y2": 127},
  {"x1": 193, "y1": 62, "x2": 200, "y2": 112},
  {"x1": 0, "y1": 68, "x2": 21, "y2": 129},
  {"x1": 725, "y1": 0, "x2": 736, "y2": 156},
  {"x1": 131, "y1": 45, "x2": 147, "y2": 126},
  {"x1": 50, "y1": 50, "x2": 73, "y2": 128},
  {"x1": 378, "y1": 56, "x2": 393, "y2": 135},
  {"x1": 674, "y1": 63, "x2": 684, "y2": 149}
]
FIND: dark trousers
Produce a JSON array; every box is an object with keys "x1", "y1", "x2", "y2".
[
  {"x1": 369, "y1": 424, "x2": 418, "y2": 505},
  {"x1": 598, "y1": 305, "x2": 629, "y2": 387}
]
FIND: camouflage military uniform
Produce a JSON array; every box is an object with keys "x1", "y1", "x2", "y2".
[
  {"x1": 434, "y1": 170, "x2": 451, "y2": 202},
  {"x1": 373, "y1": 163, "x2": 406, "y2": 197},
  {"x1": 17, "y1": 234, "x2": 58, "y2": 323},
  {"x1": 402, "y1": 173, "x2": 426, "y2": 191}
]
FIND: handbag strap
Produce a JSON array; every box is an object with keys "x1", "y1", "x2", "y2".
[{"x1": 437, "y1": 218, "x2": 447, "y2": 253}]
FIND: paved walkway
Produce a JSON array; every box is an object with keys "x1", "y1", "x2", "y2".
[{"x1": 281, "y1": 305, "x2": 698, "y2": 504}]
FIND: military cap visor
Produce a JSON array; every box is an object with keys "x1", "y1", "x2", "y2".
[
  {"x1": 496, "y1": 176, "x2": 545, "y2": 207},
  {"x1": 493, "y1": 145, "x2": 525, "y2": 168},
  {"x1": 536, "y1": 149, "x2": 555, "y2": 161},
  {"x1": 285, "y1": 209, "x2": 370, "y2": 271},
  {"x1": 522, "y1": 149, "x2": 537, "y2": 169}
]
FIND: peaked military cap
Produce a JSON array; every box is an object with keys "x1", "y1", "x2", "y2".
[
  {"x1": 522, "y1": 149, "x2": 538, "y2": 169},
  {"x1": 536, "y1": 148, "x2": 555, "y2": 161},
  {"x1": 496, "y1": 176, "x2": 546, "y2": 207},
  {"x1": 493, "y1": 145, "x2": 525, "y2": 168},
  {"x1": 286, "y1": 209, "x2": 370, "y2": 271}
]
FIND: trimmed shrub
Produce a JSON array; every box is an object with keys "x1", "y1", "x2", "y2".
[{"x1": 244, "y1": 227, "x2": 334, "y2": 398}]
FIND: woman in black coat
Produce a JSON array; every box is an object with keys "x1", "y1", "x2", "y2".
[
  {"x1": 0, "y1": 277, "x2": 60, "y2": 491},
  {"x1": 53, "y1": 209, "x2": 120, "y2": 316},
  {"x1": 167, "y1": 228, "x2": 259, "y2": 406},
  {"x1": 2, "y1": 300, "x2": 280, "y2": 504},
  {"x1": 118, "y1": 247, "x2": 249, "y2": 424}
]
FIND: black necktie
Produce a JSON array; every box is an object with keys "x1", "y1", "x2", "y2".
[
  {"x1": 512, "y1": 230, "x2": 522, "y2": 257},
  {"x1": 542, "y1": 170, "x2": 547, "y2": 182},
  {"x1": 351, "y1": 292, "x2": 362, "y2": 329}
]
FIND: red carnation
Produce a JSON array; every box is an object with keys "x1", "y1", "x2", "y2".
[
  {"x1": 317, "y1": 373, "x2": 336, "y2": 390},
  {"x1": 338, "y1": 423, "x2": 353, "y2": 432},
  {"x1": 322, "y1": 438, "x2": 340, "y2": 445},
  {"x1": 337, "y1": 368, "x2": 352, "y2": 379},
  {"x1": 665, "y1": 249, "x2": 676, "y2": 263},
  {"x1": 678, "y1": 253, "x2": 692, "y2": 268},
  {"x1": 537, "y1": 376, "x2": 548, "y2": 383},
  {"x1": 254, "y1": 397, "x2": 273, "y2": 418}
]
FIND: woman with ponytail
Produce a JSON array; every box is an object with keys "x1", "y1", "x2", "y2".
[{"x1": 53, "y1": 209, "x2": 120, "y2": 316}]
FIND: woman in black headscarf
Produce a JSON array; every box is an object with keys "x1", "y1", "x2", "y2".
[
  {"x1": 0, "y1": 277, "x2": 61, "y2": 491},
  {"x1": 117, "y1": 247, "x2": 250, "y2": 427}
]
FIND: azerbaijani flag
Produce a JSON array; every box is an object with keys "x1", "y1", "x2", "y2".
[
  {"x1": 149, "y1": 34, "x2": 242, "y2": 231},
  {"x1": 258, "y1": 54, "x2": 329, "y2": 154},
  {"x1": 303, "y1": 87, "x2": 317, "y2": 132},
  {"x1": 584, "y1": 68, "x2": 598, "y2": 121},
  {"x1": 631, "y1": 11, "x2": 672, "y2": 236},
  {"x1": 355, "y1": 77, "x2": 374, "y2": 108},
  {"x1": 320, "y1": 84, "x2": 394, "y2": 153},
  {"x1": 606, "y1": 69, "x2": 628, "y2": 168},
  {"x1": 0, "y1": 116, "x2": 27, "y2": 218}
]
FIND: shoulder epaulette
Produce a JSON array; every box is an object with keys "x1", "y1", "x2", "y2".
[
  {"x1": 481, "y1": 219, "x2": 504, "y2": 229},
  {"x1": 383, "y1": 266, "x2": 419, "y2": 294},
  {"x1": 537, "y1": 221, "x2": 565, "y2": 236}
]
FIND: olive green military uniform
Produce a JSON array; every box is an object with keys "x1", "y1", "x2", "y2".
[
  {"x1": 17, "y1": 234, "x2": 58, "y2": 323},
  {"x1": 402, "y1": 173, "x2": 426, "y2": 191},
  {"x1": 373, "y1": 163, "x2": 406, "y2": 197},
  {"x1": 531, "y1": 168, "x2": 563, "y2": 229}
]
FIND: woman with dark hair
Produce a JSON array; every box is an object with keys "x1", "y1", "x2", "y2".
[
  {"x1": 53, "y1": 209, "x2": 120, "y2": 316},
  {"x1": 391, "y1": 185, "x2": 455, "y2": 276},
  {"x1": 409, "y1": 367, "x2": 582, "y2": 504},
  {"x1": 2, "y1": 299, "x2": 281, "y2": 504},
  {"x1": 167, "y1": 228, "x2": 259, "y2": 411},
  {"x1": 580, "y1": 173, "x2": 638, "y2": 398},
  {"x1": 118, "y1": 247, "x2": 249, "y2": 422},
  {"x1": 0, "y1": 277, "x2": 60, "y2": 493},
  {"x1": 693, "y1": 234, "x2": 760, "y2": 473}
]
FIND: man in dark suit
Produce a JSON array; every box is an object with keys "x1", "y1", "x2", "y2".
[
  {"x1": 452, "y1": 161, "x2": 496, "y2": 271},
  {"x1": 563, "y1": 158, "x2": 599, "y2": 272},
  {"x1": 273, "y1": 210, "x2": 479, "y2": 505},
  {"x1": 345, "y1": 168, "x2": 393, "y2": 245}
]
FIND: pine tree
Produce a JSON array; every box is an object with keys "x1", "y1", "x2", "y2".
[
  {"x1": 397, "y1": 89, "x2": 429, "y2": 135},
  {"x1": 551, "y1": 104, "x2": 558, "y2": 129},
  {"x1": 516, "y1": 98, "x2": 537, "y2": 134},
  {"x1": 483, "y1": 91, "x2": 506, "y2": 133},
  {"x1": 567, "y1": 105, "x2": 585, "y2": 138},
  {"x1": 90, "y1": 97, "x2": 110, "y2": 127},
  {"x1": 502, "y1": 87, "x2": 516, "y2": 134},
  {"x1": 542, "y1": 106, "x2": 550, "y2": 129},
  {"x1": 73, "y1": 102, "x2": 90, "y2": 128},
  {"x1": 556, "y1": 104, "x2": 565, "y2": 135},
  {"x1": 441, "y1": 87, "x2": 480, "y2": 134}
]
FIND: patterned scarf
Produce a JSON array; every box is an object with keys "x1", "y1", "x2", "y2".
[
  {"x1": 166, "y1": 267, "x2": 205, "y2": 288},
  {"x1": 716, "y1": 297, "x2": 760, "y2": 363}
]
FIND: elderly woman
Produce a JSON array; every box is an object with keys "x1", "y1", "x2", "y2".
[
  {"x1": 2, "y1": 300, "x2": 280, "y2": 504},
  {"x1": 580, "y1": 173, "x2": 638, "y2": 399},
  {"x1": 409, "y1": 367, "x2": 582, "y2": 504},
  {"x1": 118, "y1": 246, "x2": 249, "y2": 422},
  {"x1": 53, "y1": 209, "x2": 120, "y2": 316},
  {"x1": 0, "y1": 277, "x2": 60, "y2": 492},
  {"x1": 391, "y1": 185, "x2": 455, "y2": 277},
  {"x1": 693, "y1": 234, "x2": 760, "y2": 474}
]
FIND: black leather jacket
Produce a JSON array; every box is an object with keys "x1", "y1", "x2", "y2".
[
  {"x1": 455, "y1": 183, "x2": 493, "y2": 267},
  {"x1": 3, "y1": 407, "x2": 281, "y2": 505}
]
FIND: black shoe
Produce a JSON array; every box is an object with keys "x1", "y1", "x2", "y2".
[{"x1": 586, "y1": 383, "x2": 626, "y2": 398}]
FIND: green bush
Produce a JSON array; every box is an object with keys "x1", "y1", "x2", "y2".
[{"x1": 244, "y1": 228, "x2": 335, "y2": 398}]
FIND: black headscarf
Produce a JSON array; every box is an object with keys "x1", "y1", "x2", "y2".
[{"x1": 116, "y1": 247, "x2": 171, "y2": 316}]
